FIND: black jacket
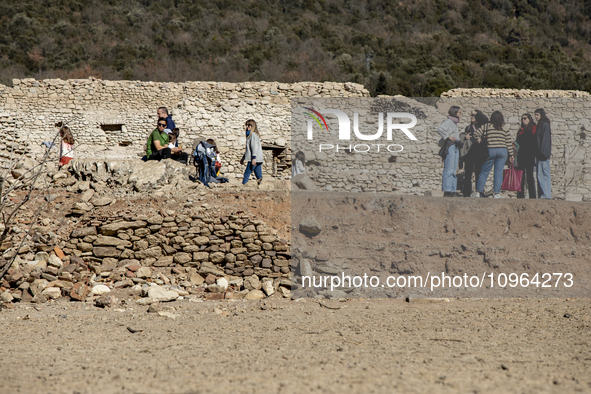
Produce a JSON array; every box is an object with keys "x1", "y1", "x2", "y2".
[
  {"x1": 461, "y1": 124, "x2": 487, "y2": 162},
  {"x1": 516, "y1": 125, "x2": 537, "y2": 167},
  {"x1": 536, "y1": 121, "x2": 552, "y2": 161}
]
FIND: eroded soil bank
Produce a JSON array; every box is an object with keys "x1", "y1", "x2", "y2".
[{"x1": 292, "y1": 193, "x2": 591, "y2": 298}]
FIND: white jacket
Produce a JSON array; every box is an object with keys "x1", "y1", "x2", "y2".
[
  {"x1": 243, "y1": 132, "x2": 264, "y2": 163},
  {"x1": 437, "y1": 118, "x2": 459, "y2": 140},
  {"x1": 292, "y1": 159, "x2": 305, "y2": 177}
]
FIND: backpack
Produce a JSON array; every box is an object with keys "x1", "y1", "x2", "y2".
[{"x1": 192, "y1": 141, "x2": 228, "y2": 186}]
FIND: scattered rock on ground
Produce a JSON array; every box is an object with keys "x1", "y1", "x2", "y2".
[{"x1": 299, "y1": 216, "x2": 321, "y2": 236}]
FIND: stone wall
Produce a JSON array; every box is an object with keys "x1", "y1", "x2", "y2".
[
  {"x1": 292, "y1": 96, "x2": 447, "y2": 194},
  {"x1": 2, "y1": 81, "x2": 590, "y2": 200},
  {"x1": 292, "y1": 91, "x2": 591, "y2": 201},
  {"x1": 441, "y1": 88, "x2": 591, "y2": 98},
  {"x1": 437, "y1": 92, "x2": 591, "y2": 202},
  {"x1": 0, "y1": 211, "x2": 292, "y2": 303},
  {"x1": 0, "y1": 78, "x2": 368, "y2": 179}
]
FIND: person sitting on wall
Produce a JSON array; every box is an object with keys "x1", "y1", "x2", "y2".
[
  {"x1": 146, "y1": 118, "x2": 171, "y2": 161},
  {"x1": 168, "y1": 128, "x2": 189, "y2": 164},
  {"x1": 157, "y1": 106, "x2": 175, "y2": 131},
  {"x1": 292, "y1": 151, "x2": 306, "y2": 177}
]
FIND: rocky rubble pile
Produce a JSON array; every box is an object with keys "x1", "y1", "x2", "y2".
[
  {"x1": 0, "y1": 211, "x2": 292, "y2": 306},
  {"x1": 1, "y1": 155, "x2": 207, "y2": 209},
  {"x1": 69, "y1": 158, "x2": 192, "y2": 192}
]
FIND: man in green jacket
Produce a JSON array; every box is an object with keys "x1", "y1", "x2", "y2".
[{"x1": 146, "y1": 118, "x2": 171, "y2": 161}]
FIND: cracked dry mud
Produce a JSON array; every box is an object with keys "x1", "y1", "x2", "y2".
[{"x1": 0, "y1": 298, "x2": 590, "y2": 393}]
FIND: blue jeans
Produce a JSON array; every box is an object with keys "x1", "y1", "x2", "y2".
[
  {"x1": 243, "y1": 162, "x2": 263, "y2": 184},
  {"x1": 196, "y1": 152, "x2": 212, "y2": 187},
  {"x1": 537, "y1": 159, "x2": 551, "y2": 199},
  {"x1": 442, "y1": 144, "x2": 459, "y2": 192},
  {"x1": 477, "y1": 148, "x2": 507, "y2": 194}
]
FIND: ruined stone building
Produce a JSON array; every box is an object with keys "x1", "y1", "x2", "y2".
[{"x1": 1, "y1": 79, "x2": 589, "y2": 201}]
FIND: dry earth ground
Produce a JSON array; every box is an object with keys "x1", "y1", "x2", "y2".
[
  {"x1": 0, "y1": 298, "x2": 590, "y2": 393},
  {"x1": 2, "y1": 186, "x2": 591, "y2": 393},
  {"x1": 292, "y1": 194, "x2": 591, "y2": 298}
]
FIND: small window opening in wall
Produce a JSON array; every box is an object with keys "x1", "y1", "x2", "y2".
[
  {"x1": 101, "y1": 124, "x2": 124, "y2": 132},
  {"x1": 262, "y1": 143, "x2": 288, "y2": 177}
]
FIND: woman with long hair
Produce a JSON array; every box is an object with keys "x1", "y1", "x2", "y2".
[
  {"x1": 240, "y1": 119, "x2": 264, "y2": 185},
  {"x1": 437, "y1": 106, "x2": 461, "y2": 197},
  {"x1": 534, "y1": 108, "x2": 552, "y2": 199},
  {"x1": 473, "y1": 111, "x2": 515, "y2": 198},
  {"x1": 460, "y1": 110, "x2": 488, "y2": 197},
  {"x1": 59, "y1": 126, "x2": 75, "y2": 167},
  {"x1": 515, "y1": 113, "x2": 537, "y2": 198},
  {"x1": 292, "y1": 151, "x2": 306, "y2": 177}
]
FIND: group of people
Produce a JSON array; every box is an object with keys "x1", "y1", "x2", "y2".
[
  {"x1": 145, "y1": 107, "x2": 265, "y2": 186},
  {"x1": 145, "y1": 107, "x2": 188, "y2": 164},
  {"x1": 438, "y1": 106, "x2": 552, "y2": 199},
  {"x1": 64, "y1": 102, "x2": 554, "y2": 198}
]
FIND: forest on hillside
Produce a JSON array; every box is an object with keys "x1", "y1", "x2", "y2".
[{"x1": 1, "y1": 0, "x2": 591, "y2": 96}]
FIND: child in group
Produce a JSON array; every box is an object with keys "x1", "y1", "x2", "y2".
[
  {"x1": 206, "y1": 138, "x2": 221, "y2": 176},
  {"x1": 168, "y1": 130, "x2": 178, "y2": 150},
  {"x1": 168, "y1": 128, "x2": 189, "y2": 164},
  {"x1": 194, "y1": 138, "x2": 228, "y2": 186},
  {"x1": 292, "y1": 151, "x2": 306, "y2": 177},
  {"x1": 59, "y1": 126, "x2": 75, "y2": 167},
  {"x1": 240, "y1": 119, "x2": 264, "y2": 185}
]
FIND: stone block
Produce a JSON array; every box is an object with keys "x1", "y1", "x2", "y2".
[
  {"x1": 71, "y1": 227, "x2": 97, "y2": 238},
  {"x1": 93, "y1": 247, "x2": 120, "y2": 258},
  {"x1": 100, "y1": 221, "x2": 147, "y2": 236}
]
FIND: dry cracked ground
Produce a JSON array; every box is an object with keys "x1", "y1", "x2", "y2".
[{"x1": 1, "y1": 298, "x2": 590, "y2": 393}]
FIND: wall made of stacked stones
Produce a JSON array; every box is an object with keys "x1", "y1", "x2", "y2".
[
  {"x1": 438, "y1": 92, "x2": 591, "y2": 201},
  {"x1": 0, "y1": 78, "x2": 368, "y2": 179},
  {"x1": 0, "y1": 211, "x2": 292, "y2": 302},
  {"x1": 292, "y1": 96, "x2": 448, "y2": 194},
  {"x1": 2, "y1": 81, "x2": 589, "y2": 200}
]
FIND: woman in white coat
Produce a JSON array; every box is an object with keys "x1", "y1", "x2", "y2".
[
  {"x1": 437, "y1": 106, "x2": 462, "y2": 196},
  {"x1": 240, "y1": 119, "x2": 264, "y2": 185},
  {"x1": 292, "y1": 151, "x2": 305, "y2": 177}
]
